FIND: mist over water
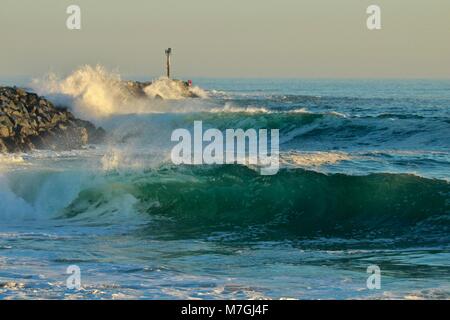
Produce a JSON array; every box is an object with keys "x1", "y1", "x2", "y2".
[{"x1": 1, "y1": 69, "x2": 449, "y2": 299}]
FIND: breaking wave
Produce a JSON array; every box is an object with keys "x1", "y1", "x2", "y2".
[
  {"x1": 30, "y1": 65, "x2": 208, "y2": 119},
  {"x1": 1, "y1": 164, "x2": 448, "y2": 242}
]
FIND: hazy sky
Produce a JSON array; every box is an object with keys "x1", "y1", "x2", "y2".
[{"x1": 1, "y1": 0, "x2": 449, "y2": 78}]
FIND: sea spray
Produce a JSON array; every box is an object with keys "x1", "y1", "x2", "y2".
[
  {"x1": 31, "y1": 65, "x2": 208, "y2": 119},
  {"x1": 31, "y1": 65, "x2": 128, "y2": 118}
]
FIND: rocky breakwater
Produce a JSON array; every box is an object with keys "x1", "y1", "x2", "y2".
[
  {"x1": 125, "y1": 78, "x2": 201, "y2": 99},
  {"x1": 0, "y1": 86, "x2": 105, "y2": 153}
]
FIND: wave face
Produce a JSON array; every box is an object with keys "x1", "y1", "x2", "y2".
[
  {"x1": 51, "y1": 165, "x2": 448, "y2": 242},
  {"x1": 2, "y1": 163, "x2": 447, "y2": 241}
]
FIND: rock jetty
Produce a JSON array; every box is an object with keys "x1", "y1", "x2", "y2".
[{"x1": 0, "y1": 86, "x2": 105, "y2": 153}]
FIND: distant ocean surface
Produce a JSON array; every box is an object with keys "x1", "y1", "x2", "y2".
[{"x1": 1, "y1": 75, "x2": 449, "y2": 299}]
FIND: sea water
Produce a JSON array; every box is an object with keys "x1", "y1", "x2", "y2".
[{"x1": 0, "y1": 74, "x2": 449, "y2": 299}]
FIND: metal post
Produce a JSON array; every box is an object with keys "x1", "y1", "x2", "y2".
[{"x1": 165, "y1": 48, "x2": 172, "y2": 78}]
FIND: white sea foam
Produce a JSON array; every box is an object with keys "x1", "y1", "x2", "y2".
[
  {"x1": 211, "y1": 102, "x2": 271, "y2": 114},
  {"x1": 144, "y1": 77, "x2": 208, "y2": 100},
  {"x1": 281, "y1": 151, "x2": 352, "y2": 168},
  {"x1": 0, "y1": 155, "x2": 27, "y2": 174},
  {"x1": 210, "y1": 102, "x2": 311, "y2": 114},
  {"x1": 31, "y1": 65, "x2": 208, "y2": 120},
  {"x1": 0, "y1": 169, "x2": 90, "y2": 220}
]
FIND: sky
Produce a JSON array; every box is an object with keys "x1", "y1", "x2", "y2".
[{"x1": 0, "y1": 0, "x2": 449, "y2": 78}]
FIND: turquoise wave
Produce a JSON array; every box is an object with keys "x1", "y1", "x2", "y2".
[{"x1": 62, "y1": 165, "x2": 450, "y2": 240}]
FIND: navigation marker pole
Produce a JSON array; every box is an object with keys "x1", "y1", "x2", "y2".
[{"x1": 165, "y1": 48, "x2": 172, "y2": 78}]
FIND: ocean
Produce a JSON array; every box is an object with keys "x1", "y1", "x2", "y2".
[{"x1": 1, "y1": 73, "x2": 449, "y2": 299}]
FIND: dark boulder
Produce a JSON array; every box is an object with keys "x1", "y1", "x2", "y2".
[{"x1": 0, "y1": 86, "x2": 106, "y2": 153}]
